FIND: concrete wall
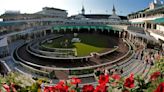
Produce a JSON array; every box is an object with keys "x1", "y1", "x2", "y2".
[
  {"x1": 150, "y1": 32, "x2": 164, "y2": 41},
  {"x1": 157, "y1": 24, "x2": 164, "y2": 32}
]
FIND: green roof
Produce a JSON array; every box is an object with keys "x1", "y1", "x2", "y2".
[
  {"x1": 151, "y1": 18, "x2": 164, "y2": 23},
  {"x1": 0, "y1": 22, "x2": 25, "y2": 27},
  {"x1": 132, "y1": 22, "x2": 144, "y2": 24},
  {"x1": 52, "y1": 25, "x2": 119, "y2": 31}
]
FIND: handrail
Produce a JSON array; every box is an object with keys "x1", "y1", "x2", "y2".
[
  {"x1": 27, "y1": 35, "x2": 119, "y2": 59},
  {"x1": 0, "y1": 60, "x2": 11, "y2": 72},
  {"x1": 27, "y1": 44, "x2": 118, "y2": 59},
  {"x1": 14, "y1": 38, "x2": 132, "y2": 71}
]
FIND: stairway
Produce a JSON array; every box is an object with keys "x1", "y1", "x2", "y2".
[{"x1": 55, "y1": 70, "x2": 69, "y2": 80}]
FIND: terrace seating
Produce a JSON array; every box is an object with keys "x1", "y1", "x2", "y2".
[{"x1": 12, "y1": 32, "x2": 153, "y2": 86}]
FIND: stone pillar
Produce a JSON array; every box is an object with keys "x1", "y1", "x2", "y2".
[
  {"x1": 119, "y1": 32, "x2": 121, "y2": 38},
  {"x1": 57, "y1": 29, "x2": 60, "y2": 33},
  {"x1": 64, "y1": 28, "x2": 66, "y2": 32},
  {"x1": 129, "y1": 33, "x2": 132, "y2": 40},
  {"x1": 88, "y1": 28, "x2": 90, "y2": 32},
  {"x1": 44, "y1": 30, "x2": 46, "y2": 36},
  {"x1": 141, "y1": 38, "x2": 144, "y2": 45},
  {"x1": 77, "y1": 28, "x2": 80, "y2": 32},
  {"x1": 51, "y1": 29, "x2": 53, "y2": 33},
  {"x1": 145, "y1": 22, "x2": 147, "y2": 30},
  {"x1": 151, "y1": 24, "x2": 154, "y2": 29},
  {"x1": 71, "y1": 28, "x2": 73, "y2": 32},
  {"x1": 123, "y1": 31, "x2": 126, "y2": 38}
]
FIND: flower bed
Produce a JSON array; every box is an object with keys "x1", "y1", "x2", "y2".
[{"x1": 0, "y1": 58, "x2": 163, "y2": 92}]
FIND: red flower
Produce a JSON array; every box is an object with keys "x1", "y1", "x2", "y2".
[
  {"x1": 154, "y1": 82, "x2": 164, "y2": 92},
  {"x1": 11, "y1": 83, "x2": 17, "y2": 92},
  {"x1": 111, "y1": 74, "x2": 121, "y2": 81},
  {"x1": 124, "y1": 73, "x2": 135, "y2": 88},
  {"x1": 98, "y1": 75, "x2": 109, "y2": 85},
  {"x1": 54, "y1": 81, "x2": 68, "y2": 92},
  {"x1": 70, "y1": 90, "x2": 76, "y2": 92},
  {"x1": 94, "y1": 84, "x2": 107, "y2": 92},
  {"x1": 70, "y1": 77, "x2": 81, "y2": 85},
  {"x1": 3, "y1": 84, "x2": 10, "y2": 92},
  {"x1": 44, "y1": 86, "x2": 50, "y2": 92},
  {"x1": 44, "y1": 80, "x2": 68, "y2": 92},
  {"x1": 48, "y1": 86, "x2": 55, "y2": 92},
  {"x1": 57, "y1": 80, "x2": 65, "y2": 86},
  {"x1": 82, "y1": 84, "x2": 94, "y2": 92},
  {"x1": 150, "y1": 71, "x2": 161, "y2": 81}
]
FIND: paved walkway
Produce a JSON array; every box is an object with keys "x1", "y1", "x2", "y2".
[{"x1": 2, "y1": 40, "x2": 25, "y2": 72}]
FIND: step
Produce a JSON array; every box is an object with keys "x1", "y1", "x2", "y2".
[
  {"x1": 121, "y1": 60, "x2": 141, "y2": 77},
  {"x1": 133, "y1": 62, "x2": 146, "y2": 75},
  {"x1": 142, "y1": 64, "x2": 151, "y2": 79}
]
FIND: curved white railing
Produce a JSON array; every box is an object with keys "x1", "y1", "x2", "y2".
[{"x1": 14, "y1": 38, "x2": 132, "y2": 71}]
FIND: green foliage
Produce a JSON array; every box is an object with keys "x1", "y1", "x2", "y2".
[{"x1": 30, "y1": 83, "x2": 39, "y2": 92}]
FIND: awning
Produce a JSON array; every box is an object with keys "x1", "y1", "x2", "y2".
[
  {"x1": 132, "y1": 22, "x2": 144, "y2": 24},
  {"x1": 0, "y1": 22, "x2": 25, "y2": 27},
  {"x1": 151, "y1": 18, "x2": 164, "y2": 24}
]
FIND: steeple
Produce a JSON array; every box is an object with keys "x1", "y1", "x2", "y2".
[
  {"x1": 112, "y1": 5, "x2": 116, "y2": 15},
  {"x1": 81, "y1": 5, "x2": 85, "y2": 15}
]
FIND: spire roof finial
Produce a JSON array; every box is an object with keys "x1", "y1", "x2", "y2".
[
  {"x1": 81, "y1": 5, "x2": 85, "y2": 15},
  {"x1": 112, "y1": 4, "x2": 116, "y2": 15},
  {"x1": 113, "y1": 4, "x2": 116, "y2": 12}
]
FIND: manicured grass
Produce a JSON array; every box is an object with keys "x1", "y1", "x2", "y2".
[
  {"x1": 74, "y1": 43, "x2": 105, "y2": 56},
  {"x1": 43, "y1": 33, "x2": 110, "y2": 56}
]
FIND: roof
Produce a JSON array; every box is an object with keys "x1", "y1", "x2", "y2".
[
  {"x1": 53, "y1": 25, "x2": 123, "y2": 32},
  {"x1": 128, "y1": 8, "x2": 149, "y2": 16},
  {"x1": 145, "y1": 5, "x2": 164, "y2": 13},
  {"x1": 43, "y1": 7, "x2": 66, "y2": 11},
  {"x1": 69, "y1": 14, "x2": 127, "y2": 20},
  {"x1": 109, "y1": 15, "x2": 121, "y2": 20},
  {"x1": 0, "y1": 13, "x2": 46, "y2": 18},
  {"x1": 128, "y1": 5, "x2": 164, "y2": 16}
]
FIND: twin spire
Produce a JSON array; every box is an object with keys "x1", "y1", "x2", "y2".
[
  {"x1": 112, "y1": 5, "x2": 116, "y2": 15},
  {"x1": 81, "y1": 5, "x2": 85, "y2": 15},
  {"x1": 81, "y1": 4, "x2": 116, "y2": 15}
]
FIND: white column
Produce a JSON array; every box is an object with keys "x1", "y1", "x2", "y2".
[
  {"x1": 129, "y1": 33, "x2": 131, "y2": 40},
  {"x1": 51, "y1": 29, "x2": 53, "y2": 33},
  {"x1": 44, "y1": 30, "x2": 46, "y2": 36},
  {"x1": 119, "y1": 32, "x2": 121, "y2": 38},
  {"x1": 151, "y1": 24, "x2": 154, "y2": 29},
  {"x1": 145, "y1": 22, "x2": 147, "y2": 30}
]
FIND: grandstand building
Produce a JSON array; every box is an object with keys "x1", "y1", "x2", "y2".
[
  {"x1": 0, "y1": 6, "x2": 129, "y2": 43},
  {"x1": 128, "y1": 0, "x2": 164, "y2": 43},
  {"x1": 0, "y1": 3, "x2": 163, "y2": 85}
]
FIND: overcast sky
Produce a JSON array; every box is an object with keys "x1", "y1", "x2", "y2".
[{"x1": 0, "y1": 0, "x2": 161, "y2": 16}]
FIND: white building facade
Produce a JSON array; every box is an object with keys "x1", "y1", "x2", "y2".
[{"x1": 128, "y1": 0, "x2": 164, "y2": 42}]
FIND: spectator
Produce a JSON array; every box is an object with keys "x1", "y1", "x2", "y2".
[
  {"x1": 95, "y1": 68, "x2": 101, "y2": 76},
  {"x1": 105, "y1": 69, "x2": 109, "y2": 75},
  {"x1": 120, "y1": 68, "x2": 124, "y2": 74},
  {"x1": 141, "y1": 51, "x2": 144, "y2": 60},
  {"x1": 40, "y1": 82, "x2": 44, "y2": 92}
]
